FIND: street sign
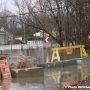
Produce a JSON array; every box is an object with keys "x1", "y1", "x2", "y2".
[
  {"x1": 88, "y1": 34, "x2": 90, "y2": 40},
  {"x1": 44, "y1": 36, "x2": 52, "y2": 43}
]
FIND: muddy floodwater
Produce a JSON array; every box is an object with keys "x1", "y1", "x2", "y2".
[{"x1": 0, "y1": 59, "x2": 90, "y2": 90}]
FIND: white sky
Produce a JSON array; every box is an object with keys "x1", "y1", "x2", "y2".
[
  {"x1": 0, "y1": 0, "x2": 17, "y2": 14},
  {"x1": 0, "y1": 0, "x2": 36, "y2": 14}
]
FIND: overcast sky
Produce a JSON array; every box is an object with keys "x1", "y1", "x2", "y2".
[
  {"x1": 1, "y1": 0, "x2": 36, "y2": 14},
  {"x1": 0, "y1": 0, "x2": 17, "y2": 14}
]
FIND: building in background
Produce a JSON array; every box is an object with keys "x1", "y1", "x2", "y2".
[{"x1": 0, "y1": 27, "x2": 10, "y2": 45}]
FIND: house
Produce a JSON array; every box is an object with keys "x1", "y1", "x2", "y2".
[{"x1": 0, "y1": 27, "x2": 10, "y2": 45}]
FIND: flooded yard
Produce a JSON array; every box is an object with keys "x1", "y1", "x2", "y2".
[{"x1": 0, "y1": 58, "x2": 90, "y2": 90}]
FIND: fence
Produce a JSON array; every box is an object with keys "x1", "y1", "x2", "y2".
[{"x1": 0, "y1": 42, "x2": 54, "y2": 64}]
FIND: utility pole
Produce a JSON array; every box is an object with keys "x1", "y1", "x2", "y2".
[
  {"x1": 22, "y1": 0, "x2": 26, "y2": 43},
  {"x1": 23, "y1": 23, "x2": 26, "y2": 43}
]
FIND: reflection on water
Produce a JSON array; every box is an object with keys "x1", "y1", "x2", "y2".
[
  {"x1": 0, "y1": 59, "x2": 90, "y2": 90},
  {"x1": 0, "y1": 80, "x2": 11, "y2": 90}
]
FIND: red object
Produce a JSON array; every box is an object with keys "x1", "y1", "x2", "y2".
[
  {"x1": 66, "y1": 48, "x2": 73, "y2": 55},
  {"x1": 0, "y1": 60, "x2": 12, "y2": 80},
  {"x1": 88, "y1": 34, "x2": 90, "y2": 40},
  {"x1": 44, "y1": 36, "x2": 52, "y2": 43}
]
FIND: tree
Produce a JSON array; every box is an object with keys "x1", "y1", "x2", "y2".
[{"x1": 13, "y1": 0, "x2": 90, "y2": 46}]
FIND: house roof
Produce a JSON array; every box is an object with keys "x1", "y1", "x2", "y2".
[{"x1": 0, "y1": 27, "x2": 9, "y2": 35}]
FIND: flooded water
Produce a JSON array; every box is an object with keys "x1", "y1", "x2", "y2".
[{"x1": 0, "y1": 58, "x2": 90, "y2": 90}]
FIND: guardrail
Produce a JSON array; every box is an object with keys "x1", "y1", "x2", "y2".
[{"x1": 0, "y1": 43, "x2": 53, "y2": 50}]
